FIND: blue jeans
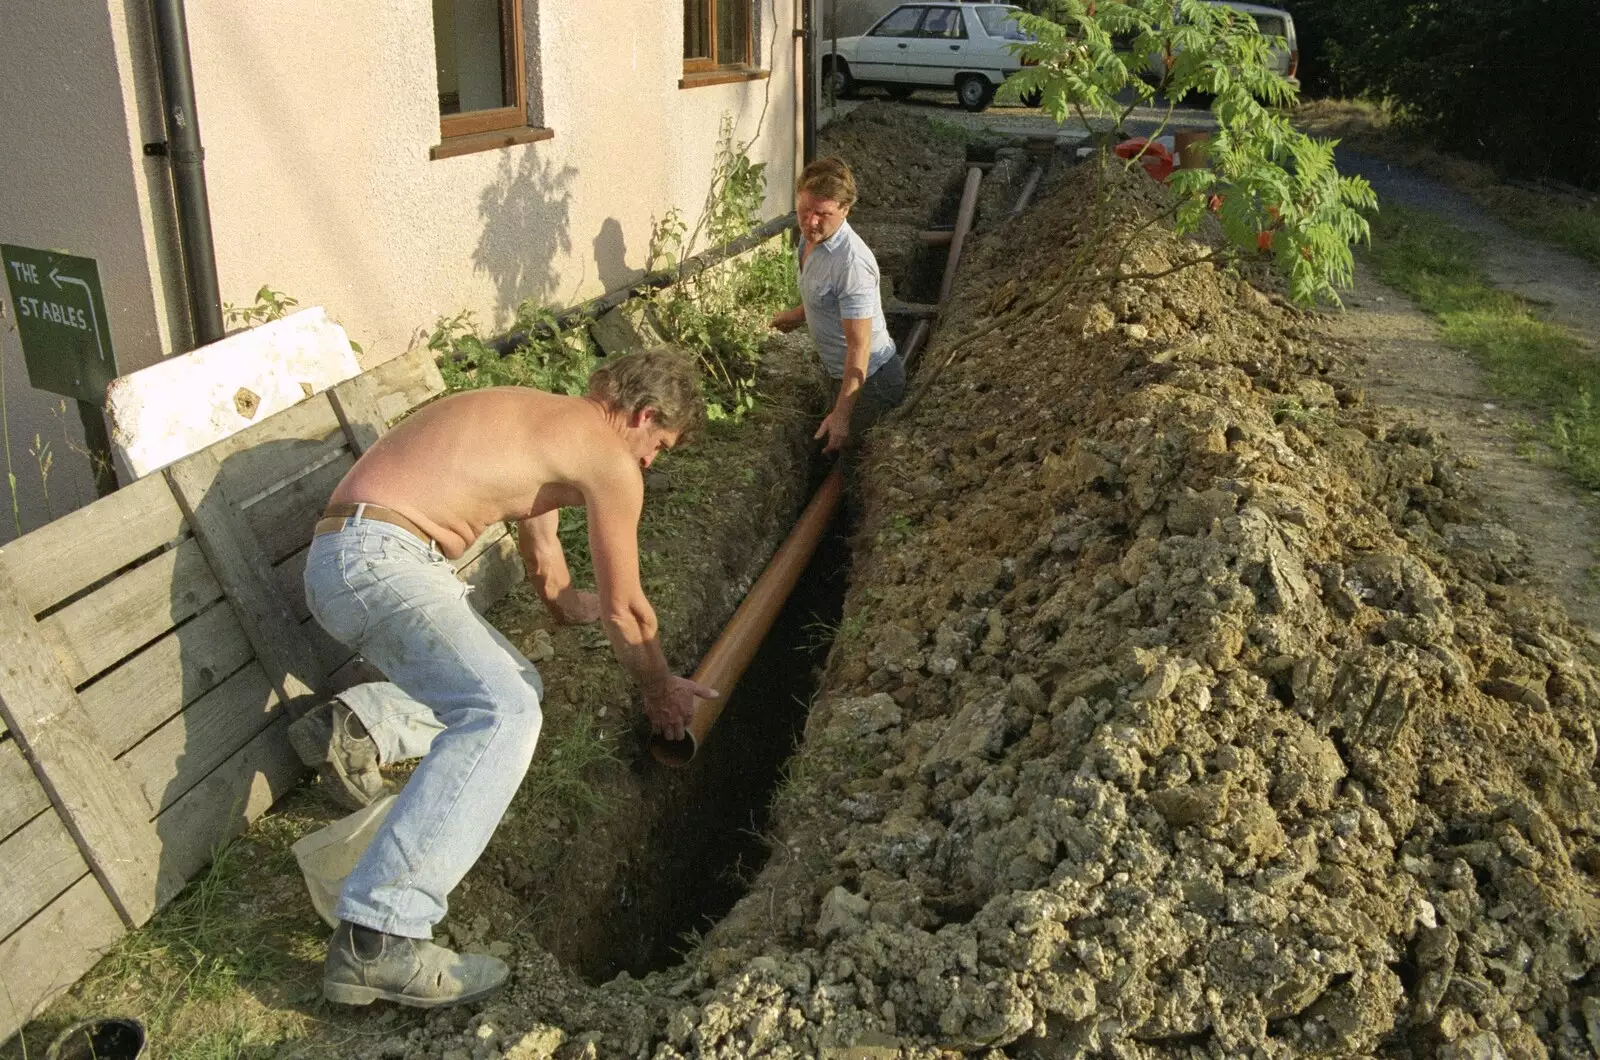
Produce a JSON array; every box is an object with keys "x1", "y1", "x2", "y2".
[{"x1": 304, "y1": 518, "x2": 543, "y2": 939}]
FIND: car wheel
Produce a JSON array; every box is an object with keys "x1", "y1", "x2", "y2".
[
  {"x1": 885, "y1": 84, "x2": 915, "y2": 101},
  {"x1": 825, "y1": 58, "x2": 856, "y2": 100},
  {"x1": 956, "y1": 74, "x2": 994, "y2": 112},
  {"x1": 1020, "y1": 87, "x2": 1043, "y2": 108}
]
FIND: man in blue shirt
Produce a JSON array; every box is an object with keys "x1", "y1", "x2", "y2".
[{"x1": 769, "y1": 157, "x2": 904, "y2": 457}]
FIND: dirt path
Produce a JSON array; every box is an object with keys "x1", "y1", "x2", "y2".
[
  {"x1": 1327, "y1": 264, "x2": 1600, "y2": 632},
  {"x1": 1339, "y1": 148, "x2": 1600, "y2": 349}
]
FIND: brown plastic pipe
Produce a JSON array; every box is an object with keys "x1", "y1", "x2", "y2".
[
  {"x1": 652, "y1": 161, "x2": 980, "y2": 765},
  {"x1": 651, "y1": 464, "x2": 845, "y2": 765},
  {"x1": 1009, "y1": 165, "x2": 1043, "y2": 217},
  {"x1": 900, "y1": 317, "x2": 933, "y2": 373},
  {"x1": 936, "y1": 164, "x2": 985, "y2": 305}
]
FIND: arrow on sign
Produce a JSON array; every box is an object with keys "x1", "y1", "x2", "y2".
[{"x1": 50, "y1": 266, "x2": 109, "y2": 364}]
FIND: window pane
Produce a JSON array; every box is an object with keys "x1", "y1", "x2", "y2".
[
  {"x1": 870, "y1": 6, "x2": 925, "y2": 37},
  {"x1": 685, "y1": 0, "x2": 712, "y2": 60},
  {"x1": 1253, "y1": 14, "x2": 1286, "y2": 38},
  {"x1": 434, "y1": 0, "x2": 511, "y2": 115},
  {"x1": 716, "y1": 0, "x2": 750, "y2": 65},
  {"x1": 919, "y1": 8, "x2": 966, "y2": 38},
  {"x1": 976, "y1": 6, "x2": 1030, "y2": 40}
]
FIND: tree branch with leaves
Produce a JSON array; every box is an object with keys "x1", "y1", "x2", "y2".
[{"x1": 999, "y1": 0, "x2": 1376, "y2": 305}]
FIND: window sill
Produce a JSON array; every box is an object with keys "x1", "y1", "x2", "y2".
[
  {"x1": 430, "y1": 125, "x2": 554, "y2": 161},
  {"x1": 679, "y1": 68, "x2": 770, "y2": 90}
]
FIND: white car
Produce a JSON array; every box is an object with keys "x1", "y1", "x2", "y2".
[{"x1": 823, "y1": 3, "x2": 1033, "y2": 113}]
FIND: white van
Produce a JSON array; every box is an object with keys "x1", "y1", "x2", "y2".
[{"x1": 1151, "y1": 0, "x2": 1301, "y2": 90}]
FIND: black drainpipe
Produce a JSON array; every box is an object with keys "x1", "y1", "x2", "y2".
[
  {"x1": 149, "y1": 0, "x2": 226, "y2": 347},
  {"x1": 800, "y1": 0, "x2": 817, "y2": 163}
]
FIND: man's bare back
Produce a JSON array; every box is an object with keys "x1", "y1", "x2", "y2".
[
  {"x1": 331, "y1": 387, "x2": 640, "y2": 560},
  {"x1": 325, "y1": 377, "x2": 705, "y2": 738}
]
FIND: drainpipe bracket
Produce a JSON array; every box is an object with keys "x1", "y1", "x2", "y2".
[{"x1": 143, "y1": 142, "x2": 169, "y2": 157}]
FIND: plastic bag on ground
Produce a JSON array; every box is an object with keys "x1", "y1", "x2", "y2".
[{"x1": 291, "y1": 794, "x2": 396, "y2": 928}]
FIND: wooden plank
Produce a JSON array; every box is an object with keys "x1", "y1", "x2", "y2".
[
  {"x1": 453, "y1": 522, "x2": 509, "y2": 574},
  {"x1": 207, "y1": 393, "x2": 347, "y2": 503},
  {"x1": 150, "y1": 714, "x2": 302, "y2": 909},
  {"x1": 0, "y1": 875, "x2": 126, "y2": 1045},
  {"x1": 329, "y1": 369, "x2": 392, "y2": 456},
  {"x1": 0, "y1": 739, "x2": 50, "y2": 841},
  {"x1": 165, "y1": 450, "x2": 327, "y2": 709},
  {"x1": 0, "y1": 474, "x2": 186, "y2": 617},
  {"x1": 276, "y1": 545, "x2": 311, "y2": 623},
  {"x1": 40, "y1": 537, "x2": 224, "y2": 688},
  {"x1": 243, "y1": 451, "x2": 354, "y2": 566},
  {"x1": 0, "y1": 564, "x2": 161, "y2": 927},
  {"x1": 300, "y1": 613, "x2": 357, "y2": 680},
  {"x1": 366, "y1": 345, "x2": 447, "y2": 424},
  {"x1": 0, "y1": 812, "x2": 89, "y2": 940},
  {"x1": 458, "y1": 528, "x2": 525, "y2": 614},
  {"x1": 78, "y1": 602, "x2": 255, "y2": 760},
  {"x1": 122, "y1": 662, "x2": 279, "y2": 816}
]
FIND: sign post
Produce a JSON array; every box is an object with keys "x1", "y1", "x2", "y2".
[{"x1": 2, "y1": 244, "x2": 120, "y2": 496}]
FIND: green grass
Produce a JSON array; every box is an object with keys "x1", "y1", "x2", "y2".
[
  {"x1": 1366, "y1": 204, "x2": 1600, "y2": 487},
  {"x1": 3, "y1": 817, "x2": 328, "y2": 1060},
  {"x1": 1515, "y1": 209, "x2": 1600, "y2": 270},
  {"x1": 519, "y1": 710, "x2": 620, "y2": 816}
]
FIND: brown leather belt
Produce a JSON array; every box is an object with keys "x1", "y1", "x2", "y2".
[{"x1": 314, "y1": 503, "x2": 435, "y2": 547}]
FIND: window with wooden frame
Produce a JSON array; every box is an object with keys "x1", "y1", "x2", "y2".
[
  {"x1": 432, "y1": 0, "x2": 551, "y2": 157},
  {"x1": 683, "y1": 0, "x2": 766, "y2": 86}
]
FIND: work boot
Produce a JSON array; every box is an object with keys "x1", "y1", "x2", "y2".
[
  {"x1": 323, "y1": 921, "x2": 509, "y2": 1008},
  {"x1": 287, "y1": 700, "x2": 384, "y2": 810}
]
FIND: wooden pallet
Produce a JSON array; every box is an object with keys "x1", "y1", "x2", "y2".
[{"x1": 0, "y1": 347, "x2": 523, "y2": 1042}]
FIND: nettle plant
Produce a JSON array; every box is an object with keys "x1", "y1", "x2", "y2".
[{"x1": 1001, "y1": 0, "x2": 1376, "y2": 305}]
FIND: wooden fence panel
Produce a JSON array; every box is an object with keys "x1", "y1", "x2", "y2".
[
  {"x1": 276, "y1": 546, "x2": 312, "y2": 622},
  {"x1": 41, "y1": 537, "x2": 223, "y2": 688},
  {"x1": 244, "y1": 452, "x2": 355, "y2": 566},
  {"x1": 328, "y1": 370, "x2": 391, "y2": 456},
  {"x1": 121, "y1": 662, "x2": 279, "y2": 816},
  {"x1": 0, "y1": 739, "x2": 49, "y2": 841},
  {"x1": 150, "y1": 714, "x2": 302, "y2": 909},
  {"x1": 77, "y1": 602, "x2": 255, "y2": 760},
  {"x1": 165, "y1": 451, "x2": 327, "y2": 707},
  {"x1": 0, "y1": 345, "x2": 496, "y2": 1045},
  {"x1": 0, "y1": 813, "x2": 88, "y2": 941},
  {"x1": 458, "y1": 527, "x2": 523, "y2": 611},
  {"x1": 0, "y1": 567, "x2": 160, "y2": 927},
  {"x1": 367, "y1": 346, "x2": 448, "y2": 423},
  {"x1": 0, "y1": 474, "x2": 185, "y2": 617},
  {"x1": 0, "y1": 876, "x2": 126, "y2": 1045},
  {"x1": 206, "y1": 396, "x2": 347, "y2": 504}
]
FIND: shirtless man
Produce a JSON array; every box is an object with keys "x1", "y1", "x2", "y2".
[{"x1": 289, "y1": 347, "x2": 717, "y2": 1008}]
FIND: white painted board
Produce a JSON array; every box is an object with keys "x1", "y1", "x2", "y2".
[{"x1": 106, "y1": 307, "x2": 361, "y2": 479}]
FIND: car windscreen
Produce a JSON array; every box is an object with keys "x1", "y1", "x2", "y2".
[
  {"x1": 975, "y1": 5, "x2": 1030, "y2": 40},
  {"x1": 1252, "y1": 14, "x2": 1286, "y2": 38}
]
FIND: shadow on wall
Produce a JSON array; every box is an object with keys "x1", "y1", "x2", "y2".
[
  {"x1": 592, "y1": 217, "x2": 641, "y2": 296},
  {"x1": 474, "y1": 151, "x2": 579, "y2": 324}
]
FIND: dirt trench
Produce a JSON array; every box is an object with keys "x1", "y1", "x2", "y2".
[{"x1": 337, "y1": 108, "x2": 1600, "y2": 1060}]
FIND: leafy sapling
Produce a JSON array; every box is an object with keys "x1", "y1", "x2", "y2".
[{"x1": 1000, "y1": 0, "x2": 1376, "y2": 305}]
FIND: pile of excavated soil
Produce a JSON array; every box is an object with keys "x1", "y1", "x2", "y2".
[
  {"x1": 821, "y1": 103, "x2": 975, "y2": 218},
  {"x1": 349, "y1": 157, "x2": 1600, "y2": 1060}
]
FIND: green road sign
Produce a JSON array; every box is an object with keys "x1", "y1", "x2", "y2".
[{"x1": 2, "y1": 243, "x2": 117, "y2": 405}]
